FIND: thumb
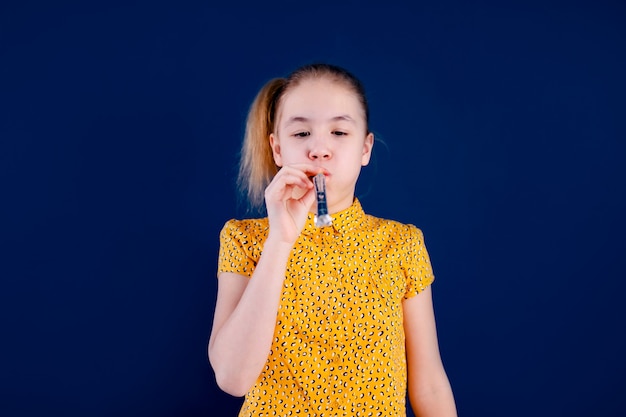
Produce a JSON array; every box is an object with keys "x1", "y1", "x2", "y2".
[{"x1": 300, "y1": 187, "x2": 317, "y2": 212}]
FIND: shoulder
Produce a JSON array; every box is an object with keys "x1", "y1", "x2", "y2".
[
  {"x1": 362, "y1": 213, "x2": 425, "y2": 243},
  {"x1": 220, "y1": 217, "x2": 270, "y2": 241}
]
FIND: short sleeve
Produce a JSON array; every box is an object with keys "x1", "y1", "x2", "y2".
[
  {"x1": 403, "y1": 225, "x2": 435, "y2": 298},
  {"x1": 217, "y1": 219, "x2": 260, "y2": 278}
]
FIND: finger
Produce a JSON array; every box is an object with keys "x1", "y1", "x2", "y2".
[
  {"x1": 267, "y1": 172, "x2": 313, "y2": 194},
  {"x1": 290, "y1": 184, "x2": 310, "y2": 200},
  {"x1": 279, "y1": 164, "x2": 329, "y2": 178}
]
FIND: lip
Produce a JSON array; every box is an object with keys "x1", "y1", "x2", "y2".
[
  {"x1": 316, "y1": 168, "x2": 330, "y2": 177},
  {"x1": 309, "y1": 169, "x2": 330, "y2": 179}
]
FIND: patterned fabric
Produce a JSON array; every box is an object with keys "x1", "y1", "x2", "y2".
[{"x1": 218, "y1": 199, "x2": 434, "y2": 417}]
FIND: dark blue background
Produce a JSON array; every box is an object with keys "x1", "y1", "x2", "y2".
[{"x1": 2, "y1": 1, "x2": 625, "y2": 416}]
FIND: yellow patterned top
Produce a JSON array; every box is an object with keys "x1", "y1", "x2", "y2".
[{"x1": 217, "y1": 199, "x2": 435, "y2": 417}]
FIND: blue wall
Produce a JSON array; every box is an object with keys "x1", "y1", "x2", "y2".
[{"x1": 2, "y1": 1, "x2": 625, "y2": 415}]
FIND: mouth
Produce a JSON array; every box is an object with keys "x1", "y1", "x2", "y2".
[{"x1": 309, "y1": 171, "x2": 330, "y2": 180}]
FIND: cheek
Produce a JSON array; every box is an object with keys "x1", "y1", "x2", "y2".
[{"x1": 277, "y1": 143, "x2": 305, "y2": 163}]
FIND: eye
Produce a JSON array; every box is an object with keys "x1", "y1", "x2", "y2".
[
  {"x1": 294, "y1": 131, "x2": 310, "y2": 138},
  {"x1": 332, "y1": 131, "x2": 347, "y2": 136}
]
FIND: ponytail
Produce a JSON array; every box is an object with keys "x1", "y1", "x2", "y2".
[{"x1": 237, "y1": 78, "x2": 286, "y2": 210}]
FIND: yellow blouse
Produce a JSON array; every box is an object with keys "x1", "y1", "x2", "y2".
[{"x1": 218, "y1": 199, "x2": 435, "y2": 417}]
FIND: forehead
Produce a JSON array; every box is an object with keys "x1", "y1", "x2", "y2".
[{"x1": 277, "y1": 78, "x2": 365, "y2": 124}]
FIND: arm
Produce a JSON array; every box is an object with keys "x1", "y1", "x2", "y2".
[
  {"x1": 208, "y1": 165, "x2": 321, "y2": 396},
  {"x1": 208, "y1": 238, "x2": 293, "y2": 397},
  {"x1": 403, "y1": 286, "x2": 457, "y2": 417}
]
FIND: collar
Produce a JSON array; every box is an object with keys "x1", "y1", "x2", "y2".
[{"x1": 302, "y1": 198, "x2": 367, "y2": 236}]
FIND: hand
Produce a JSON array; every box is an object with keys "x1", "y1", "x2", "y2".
[{"x1": 264, "y1": 164, "x2": 325, "y2": 244}]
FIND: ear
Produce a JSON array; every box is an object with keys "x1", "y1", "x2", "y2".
[
  {"x1": 361, "y1": 132, "x2": 374, "y2": 166},
  {"x1": 269, "y1": 133, "x2": 283, "y2": 167}
]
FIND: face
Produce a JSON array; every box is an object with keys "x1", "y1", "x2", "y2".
[{"x1": 270, "y1": 77, "x2": 374, "y2": 214}]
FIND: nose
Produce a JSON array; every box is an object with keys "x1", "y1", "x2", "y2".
[{"x1": 308, "y1": 135, "x2": 332, "y2": 160}]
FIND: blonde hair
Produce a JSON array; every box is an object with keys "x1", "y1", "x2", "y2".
[{"x1": 237, "y1": 63, "x2": 370, "y2": 210}]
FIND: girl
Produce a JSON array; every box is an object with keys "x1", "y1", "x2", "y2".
[{"x1": 208, "y1": 63, "x2": 457, "y2": 416}]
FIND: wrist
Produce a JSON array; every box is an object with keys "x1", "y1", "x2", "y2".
[{"x1": 264, "y1": 232, "x2": 297, "y2": 253}]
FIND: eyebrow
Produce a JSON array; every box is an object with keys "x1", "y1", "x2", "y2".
[{"x1": 284, "y1": 115, "x2": 356, "y2": 126}]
